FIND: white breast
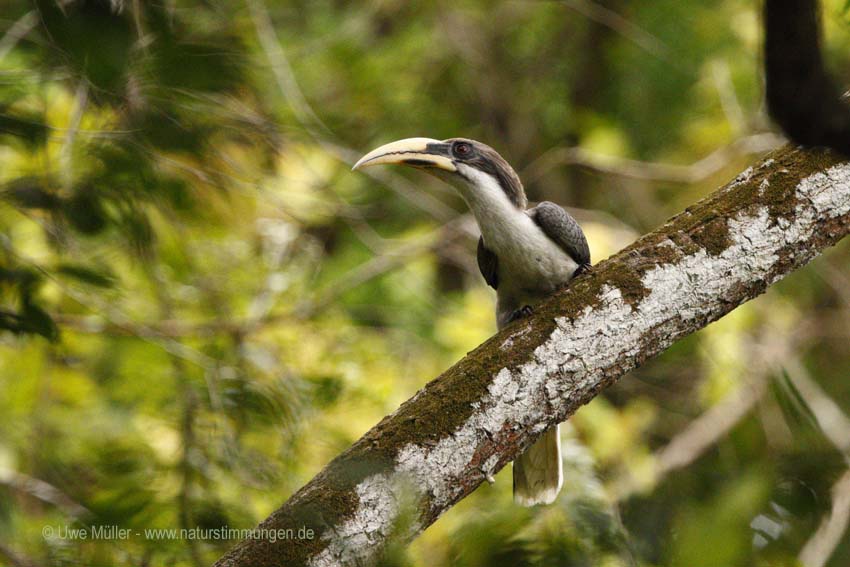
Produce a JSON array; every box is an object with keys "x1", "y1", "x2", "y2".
[{"x1": 455, "y1": 165, "x2": 578, "y2": 294}]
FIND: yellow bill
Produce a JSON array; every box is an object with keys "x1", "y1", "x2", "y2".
[{"x1": 352, "y1": 137, "x2": 456, "y2": 172}]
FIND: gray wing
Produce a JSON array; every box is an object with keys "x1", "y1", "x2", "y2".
[
  {"x1": 530, "y1": 201, "x2": 591, "y2": 266},
  {"x1": 477, "y1": 236, "x2": 499, "y2": 289}
]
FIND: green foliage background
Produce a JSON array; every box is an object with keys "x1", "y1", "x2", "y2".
[{"x1": 1, "y1": 1, "x2": 849, "y2": 566}]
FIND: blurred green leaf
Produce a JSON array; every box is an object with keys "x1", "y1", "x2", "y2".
[
  {"x1": 1, "y1": 178, "x2": 59, "y2": 210},
  {"x1": 222, "y1": 374, "x2": 306, "y2": 427},
  {"x1": 307, "y1": 375, "x2": 344, "y2": 408},
  {"x1": 0, "y1": 265, "x2": 58, "y2": 340},
  {"x1": 121, "y1": 209, "x2": 155, "y2": 254},
  {"x1": 35, "y1": 0, "x2": 134, "y2": 96},
  {"x1": 65, "y1": 186, "x2": 109, "y2": 234},
  {"x1": 18, "y1": 302, "x2": 58, "y2": 341},
  {"x1": 56, "y1": 263, "x2": 116, "y2": 288},
  {"x1": 771, "y1": 368, "x2": 824, "y2": 441},
  {"x1": 0, "y1": 110, "x2": 48, "y2": 148}
]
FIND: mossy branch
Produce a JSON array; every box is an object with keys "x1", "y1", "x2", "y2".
[{"x1": 214, "y1": 145, "x2": 850, "y2": 567}]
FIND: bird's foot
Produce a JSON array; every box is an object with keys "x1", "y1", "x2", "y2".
[
  {"x1": 573, "y1": 263, "x2": 593, "y2": 278},
  {"x1": 506, "y1": 305, "x2": 534, "y2": 324}
]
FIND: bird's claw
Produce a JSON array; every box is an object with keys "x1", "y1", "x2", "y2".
[
  {"x1": 573, "y1": 263, "x2": 593, "y2": 278},
  {"x1": 507, "y1": 305, "x2": 534, "y2": 324}
]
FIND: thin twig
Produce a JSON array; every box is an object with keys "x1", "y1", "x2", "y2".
[
  {"x1": 524, "y1": 133, "x2": 785, "y2": 184},
  {"x1": 557, "y1": 0, "x2": 670, "y2": 60},
  {"x1": 0, "y1": 542, "x2": 41, "y2": 567},
  {"x1": 784, "y1": 358, "x2": 850, "y2": 457},
  {"x1": 0, "y1": 11, "x2": 36, "y2": 63},
  {"x1": 612, "y1": 354, "x2": 769, "y2": 498},
  {"x1": 145, "y1": 264, "x2": 205, "y2": 567},
  {"x1": 245, "y1": 0, "x2": 331, "y2": 136},
  {"x1": 656, "y1": 376, "x2": 768, "y2": 477},
  {"x1": 799, "y1": 469, "x2": 850, "y2": 567},
  {"x1": 245, "y1": 0, "x2": 459, "y2": 221},
  {"x1": 0, "y1": 469, "x2": 90, "y2": 519},
  {"x1": 60, "y1": 81, "x2": 89, "y2": 188},
  {"x1": 48, "y1": 212, "x2": 476, "y2": 337},
  {"x1": 711, "y1": 60, "x2": 746, "y2": 135},
  {"x1": 782, "y1": 358, "x2": 850, "y2": 566},
  {"x1": 612, "y1": 325, "x2": 805, "y2": 499},
  {"x1": 294, "y1": 214, "x2": 476, "y2": 317},
  {"x1": 0, "y1": 239, "x2": 219, "y2": 368}
]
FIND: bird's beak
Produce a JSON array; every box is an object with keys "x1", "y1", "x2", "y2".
[{"x1": 352, "y1": 137, "x2": 456, "y2": 172}]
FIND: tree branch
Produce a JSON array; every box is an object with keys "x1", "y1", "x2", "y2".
[{"x1": 214, "y1": 145, "x2": 850, "y2": 567}]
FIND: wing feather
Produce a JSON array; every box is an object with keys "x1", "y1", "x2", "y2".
[
  {"x1": 530, "y1": 201, "x2": 591, "y2": 266},
  {"x1": 477, "y1": 236, "x2": 499, "y2": 289}
]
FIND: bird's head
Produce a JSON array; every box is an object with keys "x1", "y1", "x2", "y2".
[{"x1": 353, "y1": 137, "x2": 527, "y2": 209}]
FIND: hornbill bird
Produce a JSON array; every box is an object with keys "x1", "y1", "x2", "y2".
[{"x1": 354, "y1": 137, "x2": 591, "y2": 506}]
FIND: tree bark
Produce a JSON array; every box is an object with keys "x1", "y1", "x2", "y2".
[{"x1": 214, "y1": 145, "x2": 850, "y2": 567}]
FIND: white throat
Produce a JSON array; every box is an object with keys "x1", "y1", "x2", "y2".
[
  {"x1": 454, "y1": 164, "x2": 529, "y2": 253},
  {"x1": 453, "y1": 163, "x2": 578, "y2": 294}
]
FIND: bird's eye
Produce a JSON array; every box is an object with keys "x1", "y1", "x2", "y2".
[{"x1": 454, "y1": 142, "x2": 472, "y2": 157}]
